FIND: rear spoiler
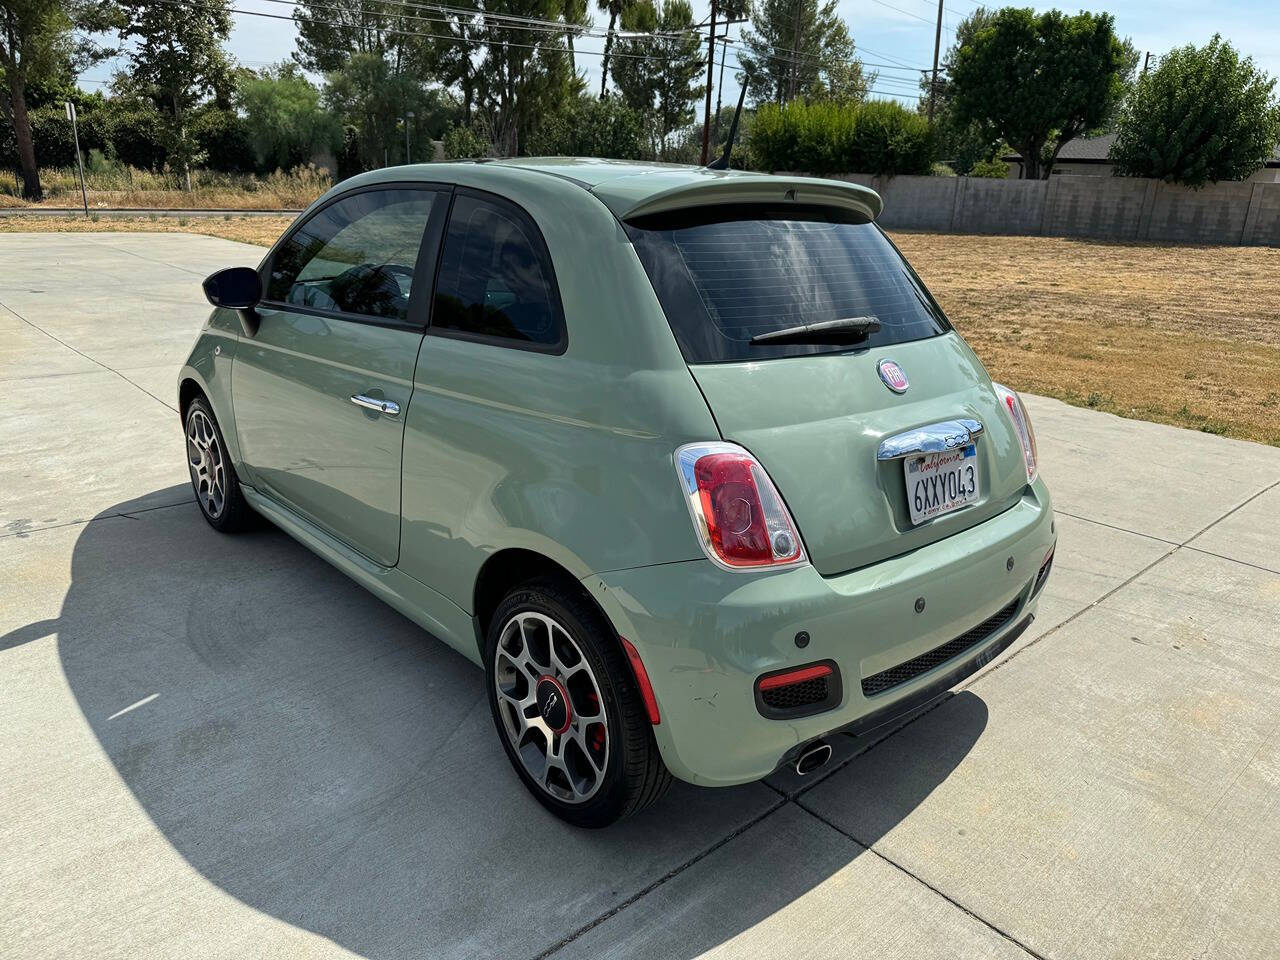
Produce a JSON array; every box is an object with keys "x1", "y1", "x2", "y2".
[{"x1": 591, "y1": 172, "x2": 883, "y2": 224}]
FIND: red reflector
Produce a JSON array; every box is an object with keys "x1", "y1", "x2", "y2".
[
  {"x1": 620, "y1": 637, "x2": 660, "y2": 725},
  {"x1": 758, "y1": 663, "x2": 833, "y2": 692}
]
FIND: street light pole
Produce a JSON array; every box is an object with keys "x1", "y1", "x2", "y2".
[{"x1": 65, "y1": 102, "x2": 88, "y2": 217}]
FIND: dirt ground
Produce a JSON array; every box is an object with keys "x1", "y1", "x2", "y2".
[
  {"x1": 892, "y1": 233, "x2": 1280, "y2": 446},
  {"x1": 5, "y1": 216, "x2": 1278, "y2": 446}
]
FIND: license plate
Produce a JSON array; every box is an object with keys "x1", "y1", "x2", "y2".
[{"x1": 904, "y1": 444, "x2": 979, "y2": 525}]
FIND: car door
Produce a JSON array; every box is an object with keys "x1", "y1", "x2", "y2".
[
  {"x1": 233, "y1": 184, "x2": 448, "y2": 566},
  {"x1": 398, "y1": 189, "x2": 569, "y2": 605}
]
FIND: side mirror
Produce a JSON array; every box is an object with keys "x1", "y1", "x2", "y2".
[{"x1": 203, "y1": 267, "x2": 262, "y2": 337}]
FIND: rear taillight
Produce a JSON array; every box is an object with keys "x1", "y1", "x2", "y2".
[
  {"x1": 675, "y1": 442, "x2": 806, "y2": 570},
  {"x1": 993, "y1": 383, "x2": 1038, "y2": 483}
]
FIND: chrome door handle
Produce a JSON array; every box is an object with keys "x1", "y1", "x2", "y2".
[
  {"x1": 877, "y1": 418, "x2": 983, "y2": 460},
  {"x1": 350, "y1": 394, "x2": 401, "y2": 417}
]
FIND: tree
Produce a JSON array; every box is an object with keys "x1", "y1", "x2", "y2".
[
  {"x1": 0, "y1": 0, "x2": 114, "y2": 199},
  {"x1": 916, "y1": 9, "x2": 1001, "y2": 174},
  {"x1": 237, "y1": 63, "x2": 339, "y2": 172},
  {"x1": 428, "y1": 0, "x2": 480, "y2": 125},
  {"x1": 115, "y1": 0, "x2": 234, "y2": 190},
  {"x1": 473, "y1": 0, "x2": 581, "y2": 157},
  {"x1": 1111, "y1": 36, "x2": 1280, "y2": 187},
  {"x1": 325, "y1": 52, "x2": 459, "y2": 169},
  {"x1": 558, "y1": 0, "x2": 591, "y2": 77},
  {"x1": 610, "y1": 0, "x2": 705, "y2": 159},
  {"x1": 736, "y1": 0, "x2": 867, "y2": 107},
  {"x1": 596, "y1": 0, "x2": 635, "y2": 97},
  {"x1": 296, "y1": 0, "x2": 400, "y2": 74},
  {"x1": 949, "y1": 7, "x2": 1128, "y2": 179}
]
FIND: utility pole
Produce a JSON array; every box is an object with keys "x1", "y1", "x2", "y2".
[
  {"x1": 1142, "y1": 51, "x2": 1151, "y2": 75},
  {"x1": 404, "y1": 111, "x2": 415, "y2": 163},
  {"x1": 702, "y1": 13, "x2": 748, "y2": 164},
  {"x1": 700, "y1": 0, "x2": 719, "y2": 165},
  {"x1": 927, "y1": 0, "x2": 943, "y2": 123}
]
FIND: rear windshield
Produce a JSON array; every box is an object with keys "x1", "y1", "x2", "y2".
[{"x1": 625, "y1": 205, "x2": 950, "y2": 363}]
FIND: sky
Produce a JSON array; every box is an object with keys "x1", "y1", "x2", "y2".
[{"x1": 79, "y1": 0, "x2": 1280, "y2": 112}]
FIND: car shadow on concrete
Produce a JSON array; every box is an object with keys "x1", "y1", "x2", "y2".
[{"x1": 15, "y1": 486, "x2": 988, "y2": 960}]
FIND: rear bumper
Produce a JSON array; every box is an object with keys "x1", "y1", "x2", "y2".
[{"x1": 583, "y1": 479, "x2": 1055, "y2": 786}]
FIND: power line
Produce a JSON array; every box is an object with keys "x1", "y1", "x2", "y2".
[
  {"x1": 720, "y1": 29, "x2": 930, "y2": 75},
  {"x1": 902, "y1": 0, "x2": 969, "y2": 20},
  {"x1": 83, "y1": 0, "x2": 926, "y2": 105},
  {"x1": 856, "y1": 44, "x2": 928, "y2": 69},
  {"x1": 155, "y1": 0, "x2": 706, "y2": 63},
  {"x1": 723, "y1": 35, "x2": 929, "y2": 75},
  {"x1": 287, "y1": 0, "x2": 707, "y2": 42},
  {"x1": 866, "y1": 0, "x2": 955, "y2": 33},
  {"x1": 280, "y1": 0, "x2": 928, "y2": 76}
]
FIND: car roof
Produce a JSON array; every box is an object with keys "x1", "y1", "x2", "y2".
[{"x1": 357, "y1": 158, "x2": 884, "y2": 224}]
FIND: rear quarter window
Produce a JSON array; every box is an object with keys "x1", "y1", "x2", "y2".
[{"x1": 625, "y1": 205, "x2": 950, "y2": 363}]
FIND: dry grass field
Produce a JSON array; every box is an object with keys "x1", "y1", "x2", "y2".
[
  {"x1": 0, "y1": 214, "x2": 298, "y2": 247},
  {"x1": 893, "y1": 233, "x2": 1280, "y2": 446},
  {"x1": 4, "y1": 215, "x2": 1277, "y2": 446},
  {"x1": 0, "y1": 166, "x2": 329, "y2": 210}
]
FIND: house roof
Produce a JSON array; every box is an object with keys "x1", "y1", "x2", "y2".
[{"x1": 1004, "y1": 133, "x2": 1280, "y2": 166}]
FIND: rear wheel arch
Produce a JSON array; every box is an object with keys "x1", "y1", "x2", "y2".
[
  {"x1": 472, "y1": 548, "x2": 628, "y2": 661},
  {"x1": 474, "y1": 549, "x2": 588, "y2": 650}
]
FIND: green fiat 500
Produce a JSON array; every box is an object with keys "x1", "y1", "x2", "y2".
[{"x1": 181, "y1": 159, "x2": 1055, "y2": 827}]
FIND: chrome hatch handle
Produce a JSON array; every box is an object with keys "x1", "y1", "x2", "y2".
[{"x1": 876, "y1": 419, "x2": 984, "y2": 461}]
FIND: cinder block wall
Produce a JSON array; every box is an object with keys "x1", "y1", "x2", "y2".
[{"x1": 791, "y1": 172, "x2": 1280, "y2": 246}]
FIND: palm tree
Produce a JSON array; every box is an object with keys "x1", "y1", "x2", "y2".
[
  {"x1": 561, "y1": 0, "x2": 590, "y2": 76},
  {"x1": 597, "y1": 0, "x2": 634, "y2": 96}
]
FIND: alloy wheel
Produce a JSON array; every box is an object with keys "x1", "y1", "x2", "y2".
[
  {"x1": 186, "y1": 409, "x2": 226, "y2": 520},
  {"x1": 493, "y1": 611, "x2": 610, "y2": 804}
]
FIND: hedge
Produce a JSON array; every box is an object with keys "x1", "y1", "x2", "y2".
[{"x1": 749, "y1": 99, "x2": 935, "y2": 177}]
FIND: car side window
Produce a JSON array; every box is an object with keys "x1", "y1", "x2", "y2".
[
  {"x1": 267, "y1": 189, "x2": 437, "y2": 322},
  {"x1": 432, "y1": 193, "x2": 564, "y2": 348}
]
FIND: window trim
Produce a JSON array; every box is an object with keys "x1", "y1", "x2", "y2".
[
  {"x1": 258, "y1": 181, "x2": 452, "y2": 331},
  {"x1": 424, "y1": 186, "x2": 568, "y2": 356}
]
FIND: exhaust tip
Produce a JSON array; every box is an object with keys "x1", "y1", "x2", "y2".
[{"x1": 794, "y1": 740, "x2": 833, "y2": 776}]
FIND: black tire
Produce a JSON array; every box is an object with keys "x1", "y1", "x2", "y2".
[
  {"x1": 485, "y1": 576, "x2": 672, "y2": 828},
  {"x1": 184, "y1": 396, "x2": 255, "y2": 533}
]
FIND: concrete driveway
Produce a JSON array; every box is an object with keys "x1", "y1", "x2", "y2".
[{"x1": 2, "y1": 233, "x2": 1278, "y2": 960}]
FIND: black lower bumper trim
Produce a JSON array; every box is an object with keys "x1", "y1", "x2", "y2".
[{"x1": 776, "y1": 613, "x2": 1033, "y2": 772}]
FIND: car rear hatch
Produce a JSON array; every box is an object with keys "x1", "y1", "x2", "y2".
[{"x1": 621, "y1": 189, "x2": 1031, "y2": 576}]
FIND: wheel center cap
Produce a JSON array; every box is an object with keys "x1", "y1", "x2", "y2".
[{"x1": 536, "y1": 675, "x2": 572, "y2": 734}]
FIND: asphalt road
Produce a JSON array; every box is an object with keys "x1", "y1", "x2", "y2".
[{"x1": 3, "y1": 233, "x2": 1279, "y2": 960}]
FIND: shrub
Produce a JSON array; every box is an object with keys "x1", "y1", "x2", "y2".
[
  {"x1": 102, "y1": 102, "x2": 168, "y2": 170},
  {"x1": 191, "y1": 108, "x2": 256, "y2": 174},
  {"x1": 525, "y1": 96, "x2": 649, "y2": 160},
  {"x1": 931, "y1": 162, "x2": 957, "y2": 176},
  {"x1": 748, "y1": 99, "x2": 934, "y2": 176},
  {"x1": 442, "y1": 123, "x2": 490, "y2": 160},
  {"x1": 12, "y1": 104, "x2": 109, "y2": 169},
  {"x1": 969, "y1": 157, "x2": 1010, "y2": 178}
]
